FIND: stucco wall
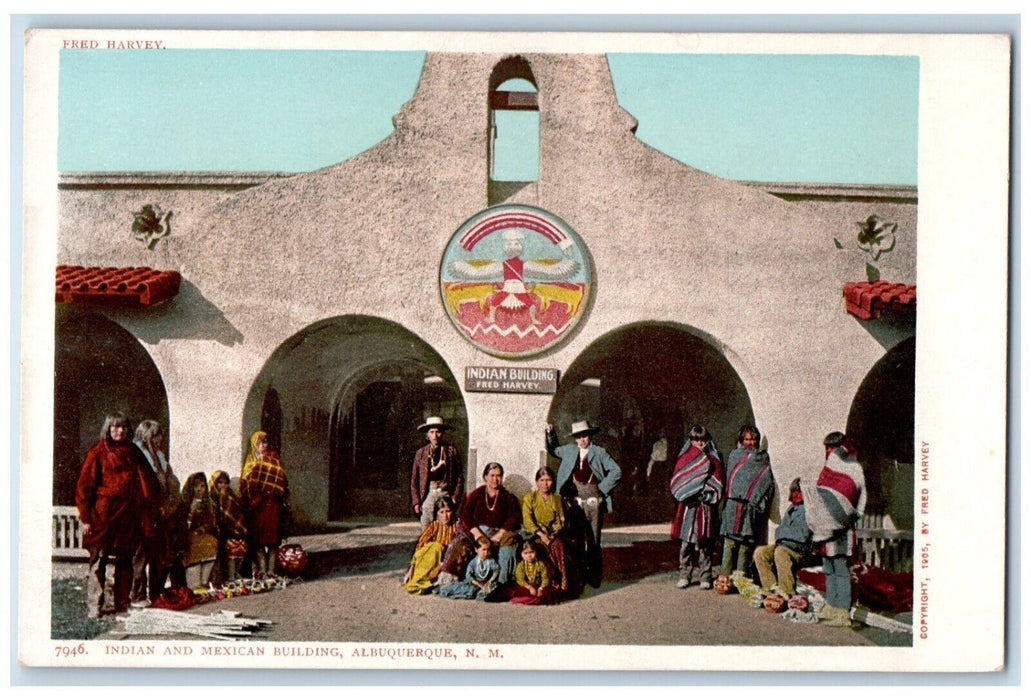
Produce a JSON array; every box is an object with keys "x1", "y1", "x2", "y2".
[{"x1": 56, "y1": 52, "x2": 916, "y2": 527}]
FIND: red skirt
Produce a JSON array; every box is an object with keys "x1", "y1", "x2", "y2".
[{"x1": 249, "y1": 498, "x2": 282, "y2": 547}]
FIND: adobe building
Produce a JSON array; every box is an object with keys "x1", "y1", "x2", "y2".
[{"x1": 54, "y1": 53, "x2": 916, "y2": 549}]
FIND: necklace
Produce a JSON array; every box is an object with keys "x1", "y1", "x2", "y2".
[
  {"x1": 485, "y1": 489, "x2": 499, "y2": 511},
  {"x1": 475, "y1": 557, "x2": 492, "y2": 580}
]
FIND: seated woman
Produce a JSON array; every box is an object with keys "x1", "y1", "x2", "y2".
[
  {"x1": 522, "y1": 466, "x2": 582, "y2": 599},
  {"x1": 403, "y1": 497, "x2": 459, "y2": 594},
  {"x1": 458, "y1": 462, "x2": 521, "y2": 585},
  {"x1": 181, "y1": 472, "x2": 219, "y2": 588}
]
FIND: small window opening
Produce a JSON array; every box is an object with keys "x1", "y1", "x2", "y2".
[{"x1": 489, "y1": 69, "x2": 539, "y2": 183}]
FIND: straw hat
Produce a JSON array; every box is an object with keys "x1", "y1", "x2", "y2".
[
  {"x1": 418, "y1": 416, "x2": 452, "y2": 432},
  {"x1": 568, "y1": 420, "x2": 601, "y2": 438}
]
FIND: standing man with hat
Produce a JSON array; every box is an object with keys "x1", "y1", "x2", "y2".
[
  {"x1": 410, "y1": 417, "x2": 465, "y2": 528},
  {"x1": 545, "y1": 420, "x2": 622, "y2": 587}
]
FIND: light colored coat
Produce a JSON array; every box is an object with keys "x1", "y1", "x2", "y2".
[{"x1": 546, "y1": 435, "x2": 622, "y2": 512}]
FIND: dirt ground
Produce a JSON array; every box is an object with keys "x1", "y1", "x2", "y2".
[
  {"x1": 80, "y1": 531, "x2": 910, "y2": 650},
  {"x1": 160, "y1": 566, "x2": 882, "y2": 648}
]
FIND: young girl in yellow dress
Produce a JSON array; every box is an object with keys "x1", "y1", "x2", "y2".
[{"x1": 507, "y1": 540, "x2": 556, "y2": 605}]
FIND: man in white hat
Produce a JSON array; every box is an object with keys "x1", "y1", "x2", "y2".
[
  {"x1": 545, "y1": 420, "x2": 622, "y2": 587},
  {"x1": 410, "y1": 417, "x2": 464, "y2": 528}
]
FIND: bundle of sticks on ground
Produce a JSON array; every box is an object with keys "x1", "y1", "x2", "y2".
[{"x1": 119, "y1": 609, "x2": 272, "y2": 640}]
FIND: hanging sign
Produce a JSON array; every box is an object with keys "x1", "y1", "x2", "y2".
[{"x1": 464, "y1": 366, "x2": 559, "y2": 394}]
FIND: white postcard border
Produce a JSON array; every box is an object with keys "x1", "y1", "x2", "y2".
[{"x1": 17, "y1": 28, "x2": 1012, "y2": 672}]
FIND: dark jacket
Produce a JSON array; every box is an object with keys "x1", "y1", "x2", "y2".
[{"x1": 410, "y1": 443, "x2": 464, "y2": 510}]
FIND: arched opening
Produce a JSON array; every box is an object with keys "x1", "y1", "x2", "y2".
[
  {"x1": 243, "y1": 316, "x2": 468, "y2": 529},
  {"x1": 488, "y1": 56, "x2": 539, "y2": 205},
  {"x1": 846, "y1": 336, "x2": 916, "y2": 530},
  {"x1": 547, "y1": 322, "x2": 755, "y2": 524},
  {"x1": 53, "y1": 308, "x2": 170, "y2": 505},
  {"x1": 261, "y1": 387, "x2": 283, "y2": 454}
]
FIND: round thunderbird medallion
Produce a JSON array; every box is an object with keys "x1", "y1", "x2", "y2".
[{"x1": 440, "y1": 205, "x2": 593, "y2": 358}]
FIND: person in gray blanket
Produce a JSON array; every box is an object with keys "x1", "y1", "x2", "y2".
[
  {"x1": 752, "y1": 477, "x2": 812, "y2": 598},
  {"x1": 718, "y1": 425, "x2": 774, "y2": 581}
]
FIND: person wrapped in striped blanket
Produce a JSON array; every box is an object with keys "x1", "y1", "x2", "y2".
[
  {"x1": 669, "y1": 425, "x2": 724, "y2": 590},
  {"x1": 802, "y1": 431, "x2": 867, "y2": 627}
]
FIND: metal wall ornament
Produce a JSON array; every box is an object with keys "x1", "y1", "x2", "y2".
[
  {"x1": 834, "y1": 213, "x2": 899, "y2": 282},
  {"x1": 132, "y1": 204, "x2": 173, "y2": 249},
  {"x1": 855, "y1": 214, "x2": 898, "y2": 261},
  {"x1": 440, "y1": 205, "x2": 593, "y2": 359}
]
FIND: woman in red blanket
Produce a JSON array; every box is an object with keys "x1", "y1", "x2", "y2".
[
  {"x1": 75, "y1": 413, "x2": 161, "y2": 617},
  {"x1": 803, "y1": 431, "x2": 866, "y2": 627},
  {"x1": 719, "y1": 425, "x2": 774, "y2": 579},
  {"x1": 240, "y1": 431, "x2": 289, "y2": 577}
]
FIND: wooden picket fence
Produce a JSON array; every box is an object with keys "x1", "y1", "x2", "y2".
[
  {"x1": 855, "y1": 513, "x2": 914, "y2": 572},
  {"x1": 52, "y1": 506, "x2": 89, "y2": 560}
]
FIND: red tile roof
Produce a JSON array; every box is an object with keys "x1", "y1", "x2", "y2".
[
  {"x1": 843, "y1": 281, "x2": 916, "y2": 320},
  {"x1": 56, "y1": 266, "x2": 182, "y2": 307}
]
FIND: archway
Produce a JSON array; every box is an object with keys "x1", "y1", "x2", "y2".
[
  {"x1": 547, "y1": 322, "x2": 755, "y2": 524},
  {"x1": 53, "y1": 308, "x2": 169, "y2": 505},
  {"x1": 243, "y1": 316, "x2": 468, "y2": 528},
  {"x1": 846, "y1": 336, "x2": 916, "y2": 530}
]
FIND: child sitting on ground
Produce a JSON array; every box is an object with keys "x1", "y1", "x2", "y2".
[
  {"x1": 437, "y1": 538, "x2": 500, "y2": 601},
  {"x1": 508, "y1": 540, "x2": 555, "y2": 605}
]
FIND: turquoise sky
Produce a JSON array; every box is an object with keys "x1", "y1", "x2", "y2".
[{"x1": 58, "y1": 50, "x2": 918, "y2": 185}]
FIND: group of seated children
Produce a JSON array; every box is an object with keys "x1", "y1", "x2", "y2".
[{"x1": 436, "y1": 538, "x2": 557, "y2": 605}]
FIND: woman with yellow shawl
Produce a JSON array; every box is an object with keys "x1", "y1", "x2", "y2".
[
  {"x1": 403, "y1": 497, "x2": 459, "y2": 594},
  {"x1": 522, "y1": 466, "x2": 582, "y2": 599},
  {"x1": 240, "y1": 431, "x2": 288, "y2": 577}
]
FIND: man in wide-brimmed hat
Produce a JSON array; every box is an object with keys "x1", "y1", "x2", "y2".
[
  {"x1": 545, "y1": 419, "x2": 622, "y2": 587},
  {"x1": 410, "y1": 416, "x2": 464, "y2": 528}
]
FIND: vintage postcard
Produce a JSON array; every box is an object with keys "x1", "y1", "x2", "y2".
[{"x1": 18, "y1": 28, "x2": 1010, "y2": 672}]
